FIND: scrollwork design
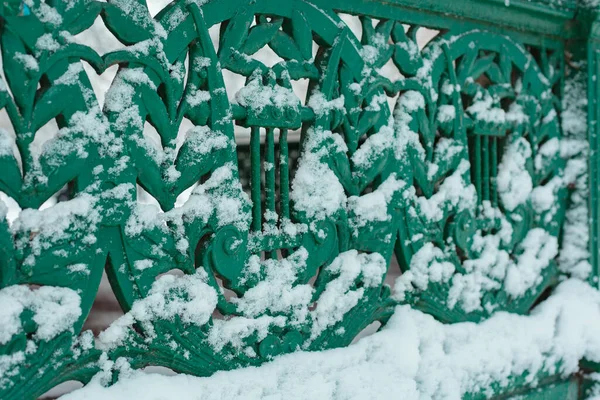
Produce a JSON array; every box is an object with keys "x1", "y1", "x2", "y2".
[{"x1": 0, "y1": 1, "x2": 573, "y2": 398}]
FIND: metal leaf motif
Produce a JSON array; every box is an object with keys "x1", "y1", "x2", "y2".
[{"x1": 0, "y1": 0, "x2": 580, "y2": 398}]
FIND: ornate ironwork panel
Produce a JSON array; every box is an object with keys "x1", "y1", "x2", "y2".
[{"x1": 0, "y1": 0, "x2": 595, "y2": 398}]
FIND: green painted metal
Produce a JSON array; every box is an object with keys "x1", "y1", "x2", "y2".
[{"x1": 0, "y1": 0, "x2": 594, "y2": 398}]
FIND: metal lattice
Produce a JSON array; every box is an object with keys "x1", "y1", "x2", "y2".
[{"x1": 0, "y1": 0, "x2": 594, "y2": 398}]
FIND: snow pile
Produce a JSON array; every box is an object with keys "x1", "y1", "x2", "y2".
[
  {"x1": 236, "y1": 70, "x2": 299, "y2": 113},
  {"x1": 0, "y1": 285, "x2": 81, "y2": 344},
  {"x1": 348, "y1": 175, "x2": 405, "y2": 235},
  {"x1": 97, "y1": 248, "x2": 386, "y2": 356},
  {"x1": 170, "y1": 162, "x2": 250, "y2": 230},
  {"x1": 396, "y1": 207, "x2": 558, "y2": 313},
  {"x1": 99, "y1": 269, "x2": 217, "y2": 350},
  {"x1": 12, "y1": 193, "x2": 101, "y2": 267},
  {"x1": 393, "y1": 90, "x2": 427, "y2": 158},
  {"x1": 232, "y1": 248, "x2": 312, "y2": 320},
  {"x1": 307, "y1": 91, "x2": 345, "y2": 118},
  {"x1": 209, "y1": 249, "x2": 385, "y2": 352},
  {"x1": 290, "y1": 127, "x2": 347, "y2": 220},
  {"x1": 351, "y1": 118, "x2": 395, "y2": 172},
  {"x1": 411, "y1": 159, "x2": 476, "y2": 223},
  {"x1": 62, "y1": 279, "x2": 600, "y2": 400},
  {"x1": 185, "y1": 84, "x2": 211, "y2": 107},
  {"x1": 394, "y1": 243, "x2": 456, "y2": 300},
  {"x1": 309, "y1": 251, "x2": 386, "y2": 339},
  {"x1": 206, "y1": 248, "x2": 312, "y2": 354},
  {"x1": 360, "y1": 30, "x2": 389, "y2": 66},
  {"x1": 504, "y1": 228, "x2": 558, "y2": 297},
  {"x1": 105, "y1": 68, "x2": 153, "y2": 134},
  {"x1": 587, "y1": 374, "x2": 600, "y2": 400},
  {"x1": 496, "y1": 137, "x2": 533, "y2": 212},
  {"x1": 559, "y1": 68, "x2": 591, "y2": 279},
  {"x1": 466, "y1": 91, "x2": 506, "y2": 124},
  {"x1": 125, "y1": 162, "x2": 251, "y2": 257},
  {"x1": 181, "y1": 126, "x2": 232, "y2": 156},
  {"x1": 0, "y1": 351, "x2": 26, "y2": 390}
]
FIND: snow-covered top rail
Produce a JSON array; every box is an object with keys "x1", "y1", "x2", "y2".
[{"x1": 0, "y1": 0, "x2": 596, "y2": 398}]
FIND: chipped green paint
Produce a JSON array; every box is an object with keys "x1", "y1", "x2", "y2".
[{"x1": 0, "y1": 0, "x2": 593, "y2": 398}]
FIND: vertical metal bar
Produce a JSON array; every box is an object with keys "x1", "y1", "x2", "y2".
[
  {"x1": 474, "y1": 135, "x2": 482, "y2": 203},
  {"x1": 491, "y1": 137, "x2": 498, "y2": 206},
  {"x1": 588, "y1": 45, "x2": 600, "y2": 283},
  {"x1": 279, "y1": 128, "x2": 290, "y2": 220},
  {"x1": 265, "y1": 128, "x2": 276, "y2": 217},
  {"x1": 482, "y1": 136, "x2": 490, "y2": 202},
  {"x1": 251, "y1": 126, "x2": 262, "y2": 232},
  {"x1": 265, "y1": 128, "x2": 277, "y2": 259}
]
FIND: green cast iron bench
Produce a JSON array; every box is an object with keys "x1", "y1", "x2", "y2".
[{"x1": 0, "y1": 0, "x2": 597, "y2": 398}]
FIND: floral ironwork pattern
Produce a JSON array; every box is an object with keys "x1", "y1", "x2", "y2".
[{"x1": 0, "y1": 0, "x2": 584, "y2": 398}]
